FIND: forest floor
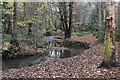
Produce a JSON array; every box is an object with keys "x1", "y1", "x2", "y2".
[{"x1": 2, "y1": 41, "x2": 120, "y2": 79}]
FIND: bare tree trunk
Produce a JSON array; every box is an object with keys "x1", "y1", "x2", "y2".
[
  {"x1": 68, "y1": 2, "x2": 73, "y2": 39},
  {"x1": 13, "y1": 2, "x2": 17, "y2": 33},
  {"x1": 97, "y1": 2, "x2": 101, "y2": 39},
  {"x1": 58, "y1": 3, "x2": 65, "y2": 31},
  {"x1": 99, "y1": 0, "x2": 118, "y2": 68},
  {"x1": 59, "y1": 2, "x2": 74, "y2": 39},
  {"x1": 63, "y1": 2, "x2": 69, "y2": 38},
  {"x1": 10, "y1": 1, "x2": 20, "y2": 56},
  {"x1": 2, "y1": 2, "x2": 12, "y2": 34},
  {"x1": 118, "y1": 2, "x2": 120, "y2": 29},
  {"x1": 28, "y1": 22, "x2": 32, "y2": 37}
]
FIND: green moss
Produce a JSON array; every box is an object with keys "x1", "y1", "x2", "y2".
[{"x1": 103, "y1": 36, "x2": 113, "y2": 61}]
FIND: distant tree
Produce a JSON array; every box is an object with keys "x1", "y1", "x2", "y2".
[
  {"x1": 10, "y1": 1, "x2": 21, "y2": 56},
  {"x1": 58, "y1": 2, "x2": 74, "y2": 39},
  {"x1": 2, "y1": 2, "x2": 12, "y2": 34},
  {"x1": 97, "y1": 2, "x2": 102, "y2": 40},
  {"x1": 118, "y1": 2, "x2": 120, "y2": 29},
  {"x1": 115, "y1": 1, "x2": 120, "y2": 41}
]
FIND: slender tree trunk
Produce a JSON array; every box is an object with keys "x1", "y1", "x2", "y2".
[
  {"x1": 97, "y1": 2, "x2": 101, "y2": 39},
  {"x1": 10, "y1": 1, "x2": 20, "y2": 56},
  {"x1": 23, "y1": 2, "x2": 26, "y2": 20},
  {"x1": 28, "y1": 22, "x2": 32, "y2": 37},
  {"x1": 13, "y1": 2, "x2": 17, "y2": 33},
  {"x1": 68, "y1": 2, "x2": 73, "y2": 39},
  {"x1": 59, "y1": 3, "x2": 65, "y2": 31},
  {"x1": 59, "y1": 2, "x2": 73, "y2": 39},
  {"x1": 64, "y1": 29, "x2": 71, "y2": 39},
  {"x1": 63, "y1": 2, "x2": 68, "y2": 38},
  {"x1": 118, "y1": 2, "x2": 120, "y2": 29},
  {"x1": 3, "y1": 2, "x2": 12, "y2": 34}
]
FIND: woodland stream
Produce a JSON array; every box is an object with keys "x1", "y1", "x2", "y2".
[{"x1": 2, "y1": 36, "x2": 86, "y2": 70}]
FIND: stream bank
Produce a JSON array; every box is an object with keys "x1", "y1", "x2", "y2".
[
  {"x1": 3, "y1": 36, "x2": 120, "y2": 79},
  {"x1": 2, "y1": 35, "x2": 94, "y2": 70},
  {"x1": 2, "y1": 44, "x2": 120, "y2": 78}
]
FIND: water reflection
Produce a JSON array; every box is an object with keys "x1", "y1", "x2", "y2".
[
  {"x1": 2, "y1": 36, "x2": 85, "y2": 70},
  {"x1": 2, "y1": 47, "x2": 84, "y2": 70},
  {"x1": 45, "y1": 47, "x2": 84, "y2": 60}
]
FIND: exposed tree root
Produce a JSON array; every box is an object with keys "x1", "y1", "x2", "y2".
[{"x1": 98, "y1": 61, "x2": 120, "y2": 69}]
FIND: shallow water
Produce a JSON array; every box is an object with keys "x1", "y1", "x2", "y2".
[
  {"x1": 2, "y1": 47, "x2": 85, "y2": 70},
  {"x1": 2, "y1": 36, "x2": 85, "y2": 70}
]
